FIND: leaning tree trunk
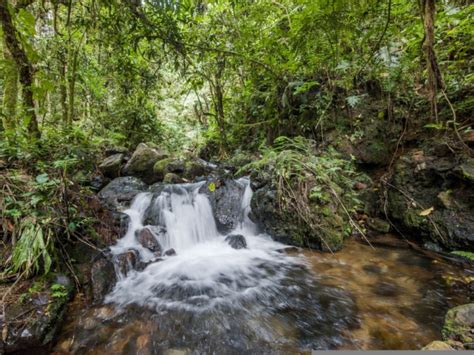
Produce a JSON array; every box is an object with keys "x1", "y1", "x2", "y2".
[
  {"x1": 421, "y1": 0, "x2": 444, "y2": 122},
  {"x1": 0, "y1": 0, "x2": 40, "y2": 138}
]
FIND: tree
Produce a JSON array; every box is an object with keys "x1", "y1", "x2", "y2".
[{"x1": 0, "y1": 0, "x2": 40, "y2": 138}]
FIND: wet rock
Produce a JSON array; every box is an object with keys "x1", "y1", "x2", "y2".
[
  {"x1": 2, "y1": 277, "x2": 73, "y2": 354},
  {"x1": 184, "y1": 159, "x2": 214, "y2": 180},
  {"x1": 164, "y1": 248, "x2": 176, "y2": 256},
  {"x1": 98, "y1": 176, "x2": 148, "y2": 211},
  {"x1": 163, "y1": 172, "x2": 184, "y2": 184},
  {"x1": 99, "y1": 153, "x2": 124, "y2": 178},
  {"x1": 250, "y1": 185, "x2": 346, "y2": 251},
  {"x1": 423, "y1": 241, "x2": 443, "y2": 252},
  {"x1": 199, "y1": 179, "x2": 246, "y2": 234},
  {"x1": 135, "y1": 227, "x2": 162, "y2": 254},
  {"x1": 111, "y1": 212, "x2": 131, "y2": 238},
  {"x1": 123, "y1": 143, "x2": 168, "y2": 184},
  {"x1": 115, "y1": 249, "x2": 139, "y2": 276},
  {"x1": 153, "y1": 158, "x2": 185, "y2": 182},
  {"x1": 442, "y1": 303, "x2": 474, "y2": 345},
  {"x1": 422, "y1": 340, "x2": 455, "y2": 350},
  {"x1": 366, "y1": 218, "x2": 391, "y2": 233},
  {"x1": 91, "y1": 252, "x2": 117, "y2": 303},
  {"x1": 88, "y1": 174, "x2": 109, "y2": 191},
  {"x1": 387, "y1": 149, "x2": 474, "y2": 250},
  {"x1": 225, "y1": 234, "x2": 247, "y2": 249}
]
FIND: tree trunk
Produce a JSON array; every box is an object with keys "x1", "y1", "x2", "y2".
[
  {"x1": 421, "y1": 0, "x2": 444, "y2": 122},
  {"x1": 2, "y1": 44, "x2": 18, "y2": 135},
  {"x1": 0, "y1": 0, "x2": 40, "y2": 138}
]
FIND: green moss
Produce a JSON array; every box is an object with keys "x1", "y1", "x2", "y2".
[
  {"x1": 153, "y1": 158, "x2": 173, "y2": 175},
  {"x1": 451, "y1": 251, "x2": 474, "y2": 261}
]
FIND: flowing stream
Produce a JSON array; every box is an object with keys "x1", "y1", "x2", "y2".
[{"x1": 55, "y1": 178, "x2": 471, "y2": 353}]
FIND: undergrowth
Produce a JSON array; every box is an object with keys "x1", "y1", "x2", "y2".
[{"x1": 239, "y1": 136, "x2": 367, "y2": 251}]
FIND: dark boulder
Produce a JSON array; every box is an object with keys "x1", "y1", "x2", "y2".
[
  {"x1": 184, "y1": 159, "x2": 215, "y2": 180},
  {"x1": 122, "y1": 143, "x2": 168, "y2": 184},
  {"x1": 199, "y1": 179, "x2": 246, "y2": 234},
  {"x1": 1, "y1": 276, "x2": 73, "y2": 354},
  {"x1": 250, "y1": 185, "x2": 346, "y2": 251},
  {"x1": 98, "y1": 176, "x2": 148, "y2": 211},
  {"x1": 387, "y1": 149, "x2": 474, "y2": 250},
  {"x1": 98, "y1": 153, "x2": 124, "y2": 178},
  {"x1": 90, "y1": 251, "x2": 117, "y2": 303},
  {"x1": 225, "y1": 234, "x2": 247, "y2": 249},
  {"x1": 135, "y1": 227, "x2": 162, "y2": 254}
]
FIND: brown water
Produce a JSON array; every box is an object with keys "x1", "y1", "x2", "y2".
[
  {"x1": 305, "y1": 236, "x2": 472, "y2": 350},
  {"x1": 54, "y1": 235, "x2": 472, "y2": 353}
]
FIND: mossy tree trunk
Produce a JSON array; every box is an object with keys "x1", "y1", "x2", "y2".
[
  {"x1": 0, "y1": 0, "x2": 40, "y2": 139},
  {"x1": 2, "y1": 43, "x2": 18, "y2": 135}
]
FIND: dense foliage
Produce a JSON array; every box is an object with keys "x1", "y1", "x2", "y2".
[{"x1": 1, "y1": 0, "x2": 473, "y2": 275}]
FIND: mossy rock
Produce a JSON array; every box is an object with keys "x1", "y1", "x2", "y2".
[
  {"x1": 153, "y1": 158, "x2": 174, "y2": 181},
  {"x1": 122, "y1": 143, "x2": 168, "y2": 184},
  {"x1": 442, "y1": 303, "x2": 474, "y2": 345}
]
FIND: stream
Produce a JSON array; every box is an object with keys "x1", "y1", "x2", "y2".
[{"x1": 54, "y1": 178, "x2": 471, "y2": 353}]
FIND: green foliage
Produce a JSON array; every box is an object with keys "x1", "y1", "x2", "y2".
[
  {"x1": 50, "y1": 283, "x2": 68, "y2": 300},
  {"x1": 10, "y1": 219, "x2": 54, "y2": 277},
  {"x1": 240, "y1": 136, "x2": 362, "y2": 249},
  {"x1": 451, "y1": 251, "x2": 474, "y2": 261}
]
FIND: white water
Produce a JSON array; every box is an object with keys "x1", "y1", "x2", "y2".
[{"x1": 106, "y1": 178, "x2": 304, "y2": 312}]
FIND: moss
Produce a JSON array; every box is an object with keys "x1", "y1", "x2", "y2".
[
  {"x1": 451, "y1": 251, "x2": 474, "y2": 261},
  {"x1": 442, "y1": 304, "x2": 474, "y2": 344},
  {"x1": 153, "y1": 158, "x2": 173, "y2": 175}
]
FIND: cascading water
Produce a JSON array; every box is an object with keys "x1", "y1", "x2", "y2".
[{"x1": 101, "y1": 178, "x2": 357, "y2": 351}]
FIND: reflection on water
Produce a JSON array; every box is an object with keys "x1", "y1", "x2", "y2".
[{"x1": 305, "y1": 236, "x2": 472, "y2": 350}]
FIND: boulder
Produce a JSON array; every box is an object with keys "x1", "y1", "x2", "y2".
[
  {"x1": 99, "y1": 153, "x2": 124, "y2": 178},
  {"x1": 250, "y1": 185, "x2": 346, "y2": 251},
  {"x1": 153, "y1": 158, "x2": 185, "y2": 181},
  {"x1": 135, "y1": 227, "x2": 162, "y2": 254},
  {"x1": 90, "y1": 252, "x2": 117, "y2": 303},
  {"x1": 225, "y1": 234, "x2": 247, "y2": 249},
  {"x1": 184, "y1": 159, "x2": 214, "y2": 180},
  {"x1": 442, "y1": 303, "x2": 474, "y2": 345},
  {"x1": 123, "y1": 143, "x2": 168, "y2": 184},
  {"x1": 2, "y1": 276, "x2": 73, "y2": 353},
  {"x1": 387, "y1": 149, "x2": 474, "y2": 250},
  {"x1": 199, "y1": 179, "x2": 246, "y2": 234},
  {"x1": 98, "y1": 176, "x2": 148, "y2": 211}
]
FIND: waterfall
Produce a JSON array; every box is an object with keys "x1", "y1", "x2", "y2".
[{"x1": 105, "y1": 178, "x2": 302, "y2": 312}]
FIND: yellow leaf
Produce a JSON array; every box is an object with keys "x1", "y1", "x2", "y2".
[
  {"x1": 208, "y1": 182, "x2": 216, "y2": 192},
  {"x1": 419, "y1": 207, "x2": 434, "y2": 216}
]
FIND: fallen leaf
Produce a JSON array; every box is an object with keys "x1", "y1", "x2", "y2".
[{"x1": 419, "y1": 207, "x2": 434, "y2": 216}]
